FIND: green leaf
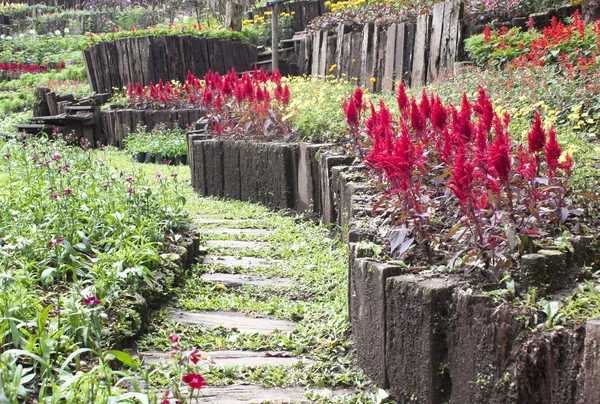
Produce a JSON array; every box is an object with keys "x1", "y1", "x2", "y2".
[{"x1": 105, "y1": 350, "x2": 139, "y2": 369}]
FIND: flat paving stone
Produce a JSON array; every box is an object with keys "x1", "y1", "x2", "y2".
[
  {"x1": 201, "y1": 273, "x2": 293, "y2": 288},
  {"x1": 170, "y1": 309, "x2": 296, "y2": 334},
  {"x1": 140, "y1": 350, "x2": 313, "y2": 367},
  {"x1": 156, "y1": 385, "x2": 355, "y2": 403},
  {"x1": 206, "y1": 240, "x2": 270, "y2": 249},
  {"x1": 203, "y1": 255, "x2": 283, "y2": 268},
  {"x1": 198, "y1": 228, "x2": 272, "y2": 236},
  {"x1": 194, "y1": 218, "x2": 257, "y2": 225}
]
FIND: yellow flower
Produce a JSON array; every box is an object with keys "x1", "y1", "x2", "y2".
[
  {"x1": 329, "y1": 64, "x2": 337, "y2": 72},
  {"x1": 369, "y1": 77, "x2": 376, "y2": 83},
  {"x1": 325, "y1": 0, "x2": 331, "y2": 6}
]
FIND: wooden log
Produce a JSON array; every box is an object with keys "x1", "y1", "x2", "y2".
[
  {"x1": 403, "y1": 23, "x2": 416, "y2": 86},
  {"x1": 382, "y1": 24, "x2": 397, "y2": 93},
  {"x1": 45, "y1": 92, "x2": 58, "y2": 116},
  {"x1": 33, "y1": 88, "x2": 51, "y2": 117},
  {"x1": 394, "y1": 23, "x2": 407, "y2": 87},
  {"x1": 349, "y1": 31, "x2": 363, "y2": 83},
  {"x1": 165, "y1": 35, "x2": 181, "y2": 82},
  {"x1": 360, "y1": 23, "x2": 373, "y2": 88},
  {"x1": 325, "y1": 33, "x2": 337, "y2": 77},
  {"x1": 194, "y1": 38, "x2": 210, "y2": 78},
  {"x1": 138, "y1": 36, "x2": 151, "y2": 86},
  {"x1": 318, "y1": 31, "x2": 328, "y2": 77},
  {"x1": 427, "y1": 2, "x2": 445, "y2": 83},
  {"x1": 375, "y1": 29, "x2": 387, "y2": 93},
  {"x1": 441, "y1": 1, "x2": 463, "y2": 77},
  {"x1": 335, "y1": 23, "x2": 348, "y2": 79},
  {"x1": 412, "y1": 15, "x2": 431, "y2": 87},
  {"x1": 367, "y1": 24, "x2": 380, "y2": 92},
  {"x1": 83, "y1": 49, "x2": 97, "y2": 93},
  {"x1": 311, "y1": 30, "x2": 321, "y2": 77}
]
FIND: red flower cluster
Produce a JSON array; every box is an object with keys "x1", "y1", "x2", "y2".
[
  {"x1": 346, "y1": 83, "x2": 574, "y2": 261},
  {"x1": 482, "y1": 11, "x2": 599, "y2": 71}
]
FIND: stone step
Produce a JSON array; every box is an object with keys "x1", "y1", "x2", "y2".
[
  {"x1": 205, "y1": 240, "x2": 270, "y2": 249},
  {"x1": 198, "y1": 228, "x2": 272, "y2": 236},
  {"x1": 201, "y1": 273, "x2": 293, "y2": 288},
  {"x1": 194, "y1": 218, "x2": 258, "y2": 225},
  {"x1": 155, "y1": 385, "x2": 354, "y2": 403},
  {"x1": 169, "y1": 309, "x2": 295, "y2": 334},
  {"x1": 140, "y1": 349, "x2": 313, "y2": 367},
  {"x1": 203, "y1": 255, "x2": 283, "y2": 268}
]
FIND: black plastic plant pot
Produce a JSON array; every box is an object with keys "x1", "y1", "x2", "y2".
[
  {"x1": 180, "y1": 155, "x2": 188, "y2": 165},
  {"x1": 144, "y1": 153, "x2": 154, "y2": 163},
  {"x1": 154, "y1": 154, "x2": 164, "y2": 164},
  {"x1": 134, "y1": 152, "x2": 146, "y2": 163}
]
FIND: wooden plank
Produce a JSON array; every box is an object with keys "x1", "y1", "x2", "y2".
[
  {"x1": 360, "y1": 23, "x2": 372, "y2": 87},
  {"x1": 375, "y1": 29, "x2": 386, "y2": 93},
  {"x1": 82, "y1": 49, "x2": 97, "y2": 93},
  {"x1": 325, "y1": 34, "x2": 337, "y2": 77},
  {"x1": 311, "y1": 30, "x2": 321, "y2": 77},
  {"x1": 440, "y1": 1, "x2": 463, "y2": 76},
  {"x1": 318, "y1": 31, "x2": 328, "y2": 77},
  {"x1": 394, "y1": 23, "x2": 407, "y2": 87},
  {"x1": 427, "y1": 2, "x2": 446, "y2": 83},
  {"x1": 138, "y1": 36, "x2": 151, "y2": 86},
  {"x1": 411, "y1": 14, "x2": 431, "y2": 87},
  {"x1": 403, "y1": 23, "x2": 416, "y2": 86},
  {"x1": 349, "y1": 31, "x2": 362, "y2": 83},
  {"x1": 367, "y1": 24, "x2": 380, "y2": 92},
  {"x1": 382, "y1": 23, "x2": 397, "y2": 93},
  {"x1": 334, "y1": 24, "x2": 346, "y2": 79}
]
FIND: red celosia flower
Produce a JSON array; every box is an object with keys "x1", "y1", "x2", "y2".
[
  {"x1": 528, "y1": 111, "x2": 546, "y2": 153},
  {"x1": 544, "y1": 126, "x2": 561, "y2": 175},
  {"x1": 430, "y1": 96, "x2": 447, "y2": 132},
  {"x1": 281, "y1": 84, "x2": 291, "y2": 105},
  {"x1": 483, "y1": 26, "x2": 491, "y2": 44},
  {"x1": 488, "y1": 129, "x2": 511, "y2": 182},
  {"x1": 397, "y1": 82, "x2": 408, "y2": 114},
  {"x1": 181, "y1": 373, "x2": 207, "y2": 390},
  {"x1": 448, "y1": 146, "x2": 474, "y2": 206}
]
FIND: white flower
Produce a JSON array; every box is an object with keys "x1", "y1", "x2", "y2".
[
  {"x1": 55, "y1": 30, "x2": 61, "y2": 36},
  {"x1": 18, "y1": 33, "x2": 24, "y2": 38},
  {"x1": 64, "y1": 28, "x2": 70, "y2": 33},
  {"x1": 0, "y1": 34, "x2": 5, "y2": 39},
  {"x1": 6, "y1": 36, "x2": 12, "y2": 40}
]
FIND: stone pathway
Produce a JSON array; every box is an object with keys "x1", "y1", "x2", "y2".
[{"x1": 138, "y1": 216, "x2": 359, "y2": 403}]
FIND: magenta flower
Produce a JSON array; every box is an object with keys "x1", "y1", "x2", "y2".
[
  {"x1": 103, "y1": 184, "x2": 109, "y2": 189},
  {"x1": 3, "y1": 153, "x2": 11, "y2": 159},
  {"x1": 50, "y1": 194, "x2": 59, "y2": 199},
  {"x1": 126, "y1": 188, "x2": 134, "y2": 195},
  {"x1": 82, "y1": 296, "x2": 101, "y2": 306},
  {"x1": 171, "y1": 173, "x2": 178, "y2": 178},
  {"x1": 181, "y1": 373, "x2": 207, "y2": 390},
  {"x1": 169, "y1": 333, "x2": 179, "y2": 342},
  {"x1": 126, "y1": 177, "x2": 135, "y2": 183},
  {"x1": 52, "y1": 154, "x2": 61, "y2": 161},
  {"x1": 62, "y1": 189, "x2": 72, "y2": 195}
]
